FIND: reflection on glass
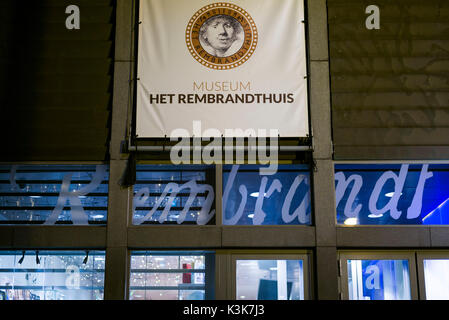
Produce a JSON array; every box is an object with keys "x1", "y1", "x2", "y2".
[
  {"x1": 347, "y1": 259, "x2": 411, "y2": 300},
  {"x1": 223, "y1": 165, "x2": 312, "y2": 225},
  {"x1": 335, "y1": 164, "x2": 449, "y2": 226},
  {"x1": 132, "y1": 165, "x2": 214, "y2": 225},
  {"x1": 423, "y1": 259, "x2": 449, "y2": 300},
  {"x1": 0, "y1": 251, "x2": 105, "y2": 300},
  {"x1": 0, "y1": 165, "x2": 109, "y2": 224},
  {"x1": 236, "y1": 260, "x2": 304, "y2": 300},
  {"x1": 129, "y1": 251, "x2": 211, "y2": 300}
]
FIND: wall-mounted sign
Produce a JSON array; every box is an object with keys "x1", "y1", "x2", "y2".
[
  {"x1": 136, "y1": 0, "x2": 309, "y2": 138},
  {"x1": 335, "y1": 164, "x2": 449, "y2": 225}
]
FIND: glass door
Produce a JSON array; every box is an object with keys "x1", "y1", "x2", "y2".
[
  {"x1": 230, "y1": 251, "x2": 311, "y2": 300},
  {"x1": 339, "y1": 251, "x2": 418, "y2": 300},
  {"x1": 416, "y1": 252, "x2": 449, "y2": 300}
]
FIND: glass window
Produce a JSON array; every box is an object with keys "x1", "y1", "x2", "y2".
[
  {"x1": 132, "y1": 165, "x2": 215, "y2": 225},
  {"x1": 129, "y1": 251, "x2": 214, "y2": 300},
  {"x1": 236, "y1": 259, "x2": 304, "y2": 300},
  {"x1": 422, "y1": 259, "x2": 449, "y2": 300},
  {"x1": 223, "y1": 164, "x2": 312, "y2": 225},
  {"x1": 346, "y1": 259, "x2": 411, "y2": 300},
  {"x1": 0, "y1": 250, "x2": 105, "y2": 300},
  {"x1": 335, "y1": 164, "x2": 449, "y2": 225},
  {"x1": 0, "y1": 165, "x2": 109, "y2": 225}
]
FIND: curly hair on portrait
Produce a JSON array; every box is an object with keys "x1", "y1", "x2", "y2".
[{"x1": 199, "y1": 15, "x2": 243, "y2": 43}]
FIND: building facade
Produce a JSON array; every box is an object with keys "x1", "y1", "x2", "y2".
[{"x1": 1, "y1": 0, "x2": 449, "y2": 300}]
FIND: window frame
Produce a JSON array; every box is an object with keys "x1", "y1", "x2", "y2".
[
  {"x1": 128, "y1": 250, "x2": 215, "y2": 300},
  {"x1": 222, "y1": 164, "x2": 313, "y2": 226},
  {"x1": 229, "y1": 250, "x2": 312, "y2": 300},
  {"x1": 0, "y1": 162, "x2": 109, "y2": 225},
  {"x1": 334, "y1": 161, "x2": 449, "y2": 226},
  {"x1": 338, "y1": 251, "x2": 418, "y2": 300},
  {"x1": 416, "y1": 251, "x2": 449, "y2": 300},
  {"x1": 131, "y1": 164, "x2": 217, "y2": 226},
  {"x1": 0, "y1": 249, "x2": 106, "y2": 300}
]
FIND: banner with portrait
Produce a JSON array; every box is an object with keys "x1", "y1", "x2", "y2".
[{"x1": 136, "y1": 0, "x2": 309, "y2": 138}]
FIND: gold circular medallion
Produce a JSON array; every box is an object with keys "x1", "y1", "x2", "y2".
[{"x1": 186, "y1": 2, "x2": 258, "y2": 70}]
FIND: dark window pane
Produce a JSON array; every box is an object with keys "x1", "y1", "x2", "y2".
[
  {"x1": 133, "y1": 165, "x2": 215, "y2": 225},
  {"x1": 0, "y1": 165, "x2": 109, "y2": 225}
]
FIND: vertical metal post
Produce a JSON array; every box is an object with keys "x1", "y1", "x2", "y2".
[
  {"x1": 104, "y1": 0, "x2": 135, "y2": 300},
  {"x1": 307, "y1": 0, "x2": 339, "y2": 299}
]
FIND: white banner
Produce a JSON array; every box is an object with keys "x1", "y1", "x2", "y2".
[{"x1": 136, "y1": 0, "x2": 308, "y2": 138}]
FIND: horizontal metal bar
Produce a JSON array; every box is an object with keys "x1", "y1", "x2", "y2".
[
  {"x1": 130, "y1": 269, "x2": 206, "y2": 273},
  {"x1": 334, "y1": 160, "x2": 449, "y2": 164},
  {"x1": 133, "y1": 180, "x2": 207, "y2": 185},
  {"x1": 0, "y1": 269, "x2": 105, "y2": 273},
  {"x1": 129, "y1": 285, "x2": 205, "y2": 290},
  {"x1": 139, "y1": 221, "x2": 199, "y2": 225},
  {"x1": 128, "y1": 145, "x2": 312, "y2": 152},
  {"x1": 0, "y1": 180, "x2": 109, "y2": 184},
  {"x1": 0, "y1": 251, "x2": 105, "y2": 256},
  {"x1": 0, "y1": 207, "x2": 108, "y2": 211},
  {"x1": 131, "y1": 192, "x2": 208, "y2": 197},
  {"x1": 0, "y1": 193, "x2": 108, "y2": 197},
  {"x1": 134, "y1": 206, "x2": 203, "y2": 211},
  {"x1": 0, "y1": 286, "x2": 104, "y2": 290},
  {"x1": 0, "y1": 221, "x2": 106, "y2": 225}
]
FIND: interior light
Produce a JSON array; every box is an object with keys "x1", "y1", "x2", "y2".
[
  {"x1": 422, "y1": 198, "x2": 449, "y2": 222},
  {"x1": 91, "y1": 215, "x2": 104, "y2": 219},
  {"x1": 368, "y1": 213, "x2": 383, "y2": 218},
  {"x1": 247, "y1": 214, "x2": 254, "y2": 218},
  {"x1": 269, "y1": 267, "x2": 278, "y2": 271},
  {"x1": 29, "y1": 196, "x2": 41, "y2": 199},
  {"x1": 250, "y1": 192, "x2": 266, "y2": 198},
  {"x1": 385, "y1": 192, "x2": 402, "y2": 198},
  {"x1": 344, "y1": 218, "x2": 358, "y2": 225}
]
